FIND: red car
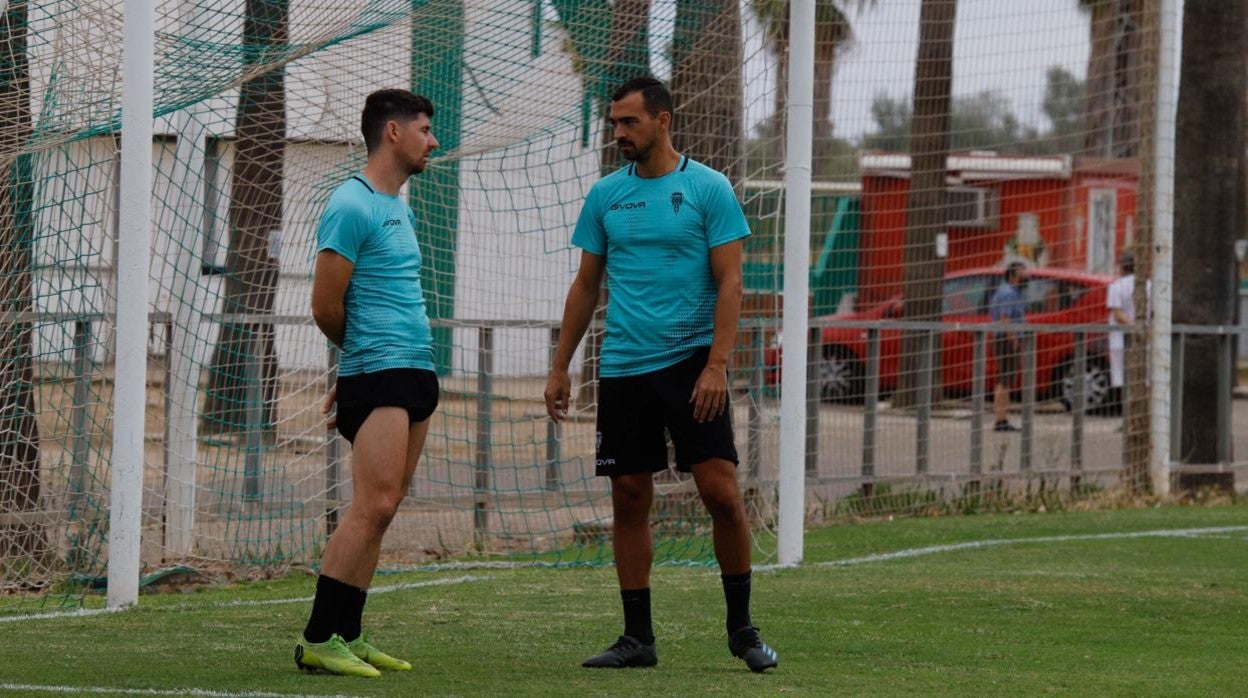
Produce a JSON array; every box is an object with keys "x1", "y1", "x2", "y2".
[{"x1": 764, "y1": 267, "x2": 1116, "y2": 412}]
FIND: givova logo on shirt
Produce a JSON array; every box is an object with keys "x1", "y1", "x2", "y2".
[
  {"x1": 382, "y1": 218, "x2": 404, "y2": 227},
  {"x1": 609, "y1": 200, "x2": 646, "y2": 211}
]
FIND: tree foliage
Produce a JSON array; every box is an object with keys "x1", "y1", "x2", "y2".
[{"x1": 860, "y1": 67, "x2": 1086, "y2": 156}]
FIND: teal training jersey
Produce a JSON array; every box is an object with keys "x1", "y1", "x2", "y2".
[
  {"x1": 571, "y1": 156, "x2": 751, "y2": 377},
  {"x1": 316, "y1": 174, "x2": 435, "y2": 376}
]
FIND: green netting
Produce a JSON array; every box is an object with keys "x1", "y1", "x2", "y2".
[
  {"x1": 0, "y1": 0, "x2": 1176, "y2": 615},
  {"x1": 1, "y1": 0, "x2": 783, "y2": 612}
]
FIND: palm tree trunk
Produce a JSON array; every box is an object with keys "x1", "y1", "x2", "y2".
[
  {"x1": 0, "y1": 0, "x2": 46, "y2": 576},
  {"x1": 812, "y1": 29, "x2": 837, "y2": 178},
  {"x1": 773, "y1": 36, "x2": 789, "y2": 142},
  {"x1": 1173, "y1": 0, "x2": 1243, "y2": 493},
  {"x1": 576, "y1": 0, "x2": 651, "y2": 406},
  {"x1": 670, "y1": 0, "x2": 744, "y2": 182},
  {"x1": 1083, "y1": 0, "x2": 1142, "y2": 157},
  {"x1": 894, "y1": 0, "x2": 956, "y2": 409},
  {"x1": 203, "y1": 0, "x2": 287, "y2": 436}
]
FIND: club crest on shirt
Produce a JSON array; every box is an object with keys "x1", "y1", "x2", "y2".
[{"x1": 670, "y1": 191, "x2": 684, "y2": 214}]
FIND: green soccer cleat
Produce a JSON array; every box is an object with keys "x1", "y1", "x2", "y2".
[
  {"x1": 348, "y1": 635, "x2": 412, "y2": 671},
  {"x1": 294, "y1": 634, "x2": 381, "y2": 677}
]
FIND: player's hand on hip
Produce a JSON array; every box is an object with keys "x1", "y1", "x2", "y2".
[
  {"x1": 321, "y1": 385, "x2": 337, "y2": 430},
  {"x1": 545, "y1": 370, "x2": 571, "y2": 422},
  {"x1": 690, "y1": 364, "x2": 729, "y2": 423}
]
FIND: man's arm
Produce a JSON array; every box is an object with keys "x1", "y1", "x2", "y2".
[
  {"x1": 691, "y1": 239, "x2": 744, "y2": 423},
  {"x1": 311, "y1": 250, "x2": 354, "y2": 348},
  {"x1": 544, "y1": 251, "x2": 605, "y2": 421}
]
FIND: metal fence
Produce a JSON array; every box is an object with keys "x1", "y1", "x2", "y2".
[{"x1": 15, "y1": 311, "x2": 1245, "y2": 548}]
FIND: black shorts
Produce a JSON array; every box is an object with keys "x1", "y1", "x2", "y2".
[
  {"x1": 335, "y1": 368, "x2": 440, "y2": 444},
  {"x1": 993, "y1": 338, "x2": 1018, "y2": 388},
  {"x1": 595, "y1": 347, "x2": 738, "y2": 476}
]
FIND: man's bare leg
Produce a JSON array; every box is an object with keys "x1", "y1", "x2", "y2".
[
  {"x1": 691, "y1": 458, "x2": 750, "y2": 576},
  {"x1": 335, "y1": 417, "x2": 431, "y2": 589},
  {"x1": 611, "y1": 473, "x2": 655, "y2": 590},
  {"x1": 321, "y1": 407, "x2": 412, "y2": 588},
  {"x1": 994, "y1": 382, "x2": 1010, "y2": 425}
]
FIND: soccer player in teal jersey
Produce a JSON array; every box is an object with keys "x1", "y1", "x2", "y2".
[
  {"x1": 544, "y1": 76, "x2": 778, "y2": 673},
  {"x1": 295, "y1": 89, "x2": 441, "y2": 678}
]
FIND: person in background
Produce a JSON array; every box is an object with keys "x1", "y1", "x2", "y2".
[
  {"x1": 989, "y1": 262, "x2": 1028, "y2": 433},
  {"x1": 1107, "y1": 250, "x2": 1138, "y2": 407}
]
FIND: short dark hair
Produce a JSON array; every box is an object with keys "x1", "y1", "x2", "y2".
[
  {"x1": 611, "y1": 75, "x2": 674, "y2": 118},
  {"x1": 1005, "y1": 261, "x2": 1027, "y2": 283},
  {"x1": 1119, "y1": 249, "x2": 1135, "y2": 273},
  {"x1": 361, "y1": 89, "x2": 434, "y2": 153}
]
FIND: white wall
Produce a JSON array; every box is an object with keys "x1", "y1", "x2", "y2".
[{"x1": 30, "y1": 1, "x2": 596, "y2": 378}]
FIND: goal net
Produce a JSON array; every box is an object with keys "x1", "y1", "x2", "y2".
[
  {"x1": 2, "y1": 0, "x2": 1171, "y2": 612},
  {"x1": 2, "y1": 0, "x2": 790, "y2": 610}
]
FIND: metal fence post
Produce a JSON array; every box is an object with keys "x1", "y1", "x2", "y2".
[
  {"x1": 475, "y1": 326, "x2": 494, "y2": 549},
  {"x1": 69, "y1": 319, "x2": 92, "y2": 514},
  {"x1": 1071, "y1": 331, "x2": 1086, "y2": 490},
  {"x1": 1020, "y1": 330, "x2": 1037, "y2": 473},
  {"x1": 1170, "y1": 332, "x2": 1184, "y2": 469},
  {"x1": 161, "y1": 317, "x2": 174, "y2": 544},
  {"x1": 969, "y1": 328, "x2": 986, "y2": 492},
  {"x1": 916, "y1": 329, "x2": 933, "y2": 475},
  {"x1": 545, "y1": 327, "x2": 561, "y2": 491},
  {"x1": 326, "y1": 345, "x2": 342, "y2": 535},
  {"x1": 861, "y1": 327, "x2": 880, "y2": 498},
  {"x1": 746, "y1": 327, "x2": 763, "y2": 480},
  {"x1": 163, "y1": 317, "x2": 174, "y2": 476},
  {"x1": 805, "y1": 325, "x2": 820, "y2": 476},
  {"x1": 1217, "y1": 331, "x2": 1232, "y2": 464},
  {"x1": 243, "y1": 325, "x2": 263, "y2": 503}
]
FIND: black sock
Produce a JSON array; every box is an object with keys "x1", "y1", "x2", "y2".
[
  {"x1": 303, "y1": 575, "x2": 359, "y2": 644},
  {"x1": 339, "y1": 584, "x2": 368, "y2": 643},
  {"x1": 722, "y1": 571, "x2": 753, "y2": 635},
  {"x1": 620, "y1": 587, "x2": 654, "y2": 645}
]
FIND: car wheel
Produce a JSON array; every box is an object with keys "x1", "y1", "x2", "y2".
[
  {"x1": 1059, "y1": 357, "x2": 1114, "y2": 414},
  {"x1": 819, "y1": 346, "x2": 865, "y2": 403}
]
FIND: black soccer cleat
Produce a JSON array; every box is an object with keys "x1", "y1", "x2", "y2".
[
  {"x1": 581, "y1": 635, "x2": 658, "y2": 668},
  {"x1": 729, "y1": 625, "x2": 778, "y2": 673}
]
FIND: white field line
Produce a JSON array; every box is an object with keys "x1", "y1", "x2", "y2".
[
  {"x1": 0, "y1": 574, "x2": 485, "y2": 623},
  {"x1": 755, "y1": 524, "x2": 1248, "y2": 572},
  {"x1": 0, "y1": 607, "x2": 120, "y2": 623},
  {"x1": 0, "y1": 685, "x2": 359, "y2": 698}
]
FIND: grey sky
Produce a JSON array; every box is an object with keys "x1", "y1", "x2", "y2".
[
  {"x1": 829, "y1": 0, "x2": 1090, "y2": 139},
  {"x1": 742, "y1": 0, "x2": 1185, "y2": 142}
]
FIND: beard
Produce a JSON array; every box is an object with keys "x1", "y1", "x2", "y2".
[{"x1": 618, "y1": 140, "x2": 650, "y2": 162}]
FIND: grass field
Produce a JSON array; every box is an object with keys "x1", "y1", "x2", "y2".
[{"x1": 4, "y1": 504, "x2": 1247, "y2": 696}]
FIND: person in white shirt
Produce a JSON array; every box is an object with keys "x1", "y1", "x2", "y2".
[{"x1": 1106, "y1": 250, "x2": 1137, "y2": 391}]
